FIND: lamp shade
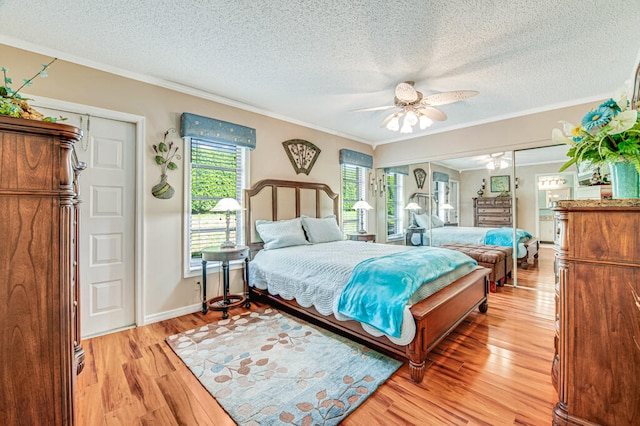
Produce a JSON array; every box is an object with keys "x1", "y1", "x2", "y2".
[
  {"x1": 212, "y1": 197, "x2": 242, "y2": 212},
  {"x1": 352, "y1": 200, "x2": 373, "y2": 210},
  {"x1": 404, "y1": 202, "x2": 421, "y2": 211}
]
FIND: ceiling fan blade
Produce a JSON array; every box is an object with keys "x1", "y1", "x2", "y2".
[
  {"x1": 417, "y1": 106, "x2": 447, "y2": 121},
  {"x1": 395, "y1": 81, "x2": 418, "y2": 103},
  {"x1": 421, "y1": 90, "x2": 479, "y2": 106},
  {"x1": 352, "y1": 105, "x2": 396, "y2": 112}
]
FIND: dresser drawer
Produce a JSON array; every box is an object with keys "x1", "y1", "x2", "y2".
[
  {"x1": 477, "y1": 207, "x2": 511, "y2": 214},
  {"x1": 476, "y1": 198, "x2": 511, "y2": 207},
  {"x1": 478, "y1": 215, "x2": 511, "y2": 223}
]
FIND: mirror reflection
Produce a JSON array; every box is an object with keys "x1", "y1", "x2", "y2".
[{"x1": 376, "y1": 145, "x2": 577, "y2": 292}]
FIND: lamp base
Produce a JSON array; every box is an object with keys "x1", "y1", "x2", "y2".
[{"x1": 220, "y1": 240, "x2": 236, "y2": 249}]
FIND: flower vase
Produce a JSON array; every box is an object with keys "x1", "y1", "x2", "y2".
[
  {"x1": 609, "y1": 160, "x2": 640, "y2": 199},
  {"x1": 152, "y1": 174, "x2": 175, "y2": 199}
]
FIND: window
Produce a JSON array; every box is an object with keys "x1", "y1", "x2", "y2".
[
  {"x1": 187, "y1": 138, "x2": 247, "y2": 271},
  {"x1": 341, "y1": 164, "x2": 367, "y2": 235},
  {"x1": 386, "y1": 172, "x2": 404, "y2": 239}
]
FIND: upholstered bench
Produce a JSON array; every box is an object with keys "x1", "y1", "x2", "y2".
[{"x1": 439, "y1": 243, "x2": 513, "y2": 292}]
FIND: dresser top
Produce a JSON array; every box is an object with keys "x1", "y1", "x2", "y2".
[{"x1": 553, "y1": 199, "x2": 640, "y2": 208}]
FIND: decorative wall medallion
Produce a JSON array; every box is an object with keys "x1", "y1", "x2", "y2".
[
  {"x1": 413, "y1": 167, "x2": 427, "y2": 189},
  {"x1": 282, "y1": 139, "x2": 321, "y2": 175}
]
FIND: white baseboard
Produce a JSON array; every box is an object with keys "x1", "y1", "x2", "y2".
[{"x1": 143, "y1": 303, "x2": 202, "y2": 325}]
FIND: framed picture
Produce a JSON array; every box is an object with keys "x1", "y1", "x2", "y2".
[{"x1": 490, "y1": 175, "x2": 510, "y2": 193}]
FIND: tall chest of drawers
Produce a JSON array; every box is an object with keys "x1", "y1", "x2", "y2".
[
  {"x1": 0, "y1": 116, "x2": 84, "y2": 425},
  {"x1": 473, "y1": 197, "x2": 513, "y2": 227},
  {"x1": 551, "y1": 200, "x2": 640, "y2": 425}
]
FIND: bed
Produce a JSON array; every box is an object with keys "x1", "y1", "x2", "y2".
[
  {"x1": 408, "y1": 193, "x2": 539, "y2": 267},
  {"x1": 244, "y1": 179, "x2": 490, "y2": 383}
]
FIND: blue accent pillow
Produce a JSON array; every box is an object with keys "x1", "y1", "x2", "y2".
[
  {"x1": 431, "y1": 214, "x2": 445, "y2": 228},
  {"x1": 300, "y1": 215, "x2": 344, "y2": 244},
  {"x1": 255, "y1": 218, "x2": 309, "y2": 250},
  {"x1": 413, "y1": 213, "x2": 431, "y2": 229}
]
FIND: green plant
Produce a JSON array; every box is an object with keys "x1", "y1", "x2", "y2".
[
  {"x1": 153, "y1": 128, "x2": 181, "y2": 176},
  {"x1": 553, "y1": 94, "x2": 640, "y2": 173},
  {"x1": 0, "y1": 58, "x2": 64, "y2": 122}
]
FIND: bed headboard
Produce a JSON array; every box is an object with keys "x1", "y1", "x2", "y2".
[
  {"x1": 409, "y1": 192, "x2": 436, "y2": 213},
  {"x1": 244, "y1": 179, "x2": 340, "y2": 253}
]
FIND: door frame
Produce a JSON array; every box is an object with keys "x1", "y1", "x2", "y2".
[{"x1": 31, "y1": 94, "x2": 146, "y2": 328}]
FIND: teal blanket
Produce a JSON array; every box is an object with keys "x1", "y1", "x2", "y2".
[
  {"x1": 484, "y1": 227, "x2": 531, "y2": 247},
  {"x1": 336, "y1": 247, "x2": 477, "y2": 338}
]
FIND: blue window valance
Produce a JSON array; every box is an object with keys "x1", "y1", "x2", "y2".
[
  {"x1": 384, "y1": 165, "x2": 410, "y2": 176},
  {"x1": 433, "y1": 171, "x2": 449, "y2": 183},
  {"x1": 180, "y1": 112, "x2": 256, "y2": 150},
  {"x1": 339, "y1": 149, "x2": 373, "y2": 169}
]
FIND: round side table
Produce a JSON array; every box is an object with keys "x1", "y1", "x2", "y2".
[{"x1": 201, "y1": 245, "x2": 250, "y2": 319}]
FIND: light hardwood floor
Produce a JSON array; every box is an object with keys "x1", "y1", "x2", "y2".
[{"x1": 76, "y1": 259, "x2": 557, "y2": 425}]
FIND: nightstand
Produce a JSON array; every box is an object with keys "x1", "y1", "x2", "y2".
[
  {"x1": 347, "y1": 233, "x2": 376, "y2": 242},
  {"x1": 405, "y1": 227, "x2": 426, "y2": 246},
  {"x1": 201, "y1": 245, "x2": 250, "y2": 319}
]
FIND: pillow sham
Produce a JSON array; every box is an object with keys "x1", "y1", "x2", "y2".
[
  {"x1": 413, "y1": 213, "x2": 431, "y2": 229},
  {"x1": 255, "y1": 218, "x2": 309, "y2": 250},
  {"x1": 300, "y1": 215, "x2": 344, "y2": 244},
  {"x1": 431, "y1": 214, "x2": 445, "y2": 228}
]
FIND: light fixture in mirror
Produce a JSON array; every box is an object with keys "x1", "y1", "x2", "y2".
[
  {"x1": 404, "y1": 202, "x2": 422, "y2": 228},
  {"x1": 538, "y1": 176, "x2": 567, "y2": 189},
  {"x1": 486, "y1": 152, "x2": 510, "y2": 170}
]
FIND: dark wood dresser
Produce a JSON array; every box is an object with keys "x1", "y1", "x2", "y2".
[
  {"x1": 473, "y1": 197, "x2": 513, "y2": 227},
  {"x1": 0, "y1": 116, "x2": 84, "y2": 425},
  {"x1": 551, "y1": 200, "x2": 640, "y2": 425}
]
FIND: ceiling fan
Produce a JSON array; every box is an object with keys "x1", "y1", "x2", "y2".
[
  {"x1": 358, "y1": 81, "x2": 478, "y2": 133},
  {"x1": 484, "y1": 152, "x2": 511, "y2": 170}
]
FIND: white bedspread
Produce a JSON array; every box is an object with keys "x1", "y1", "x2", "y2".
[
  {"x1": 412, "y1": 226, "x2": 527, "y2": 258},
  {"x1": 249, "y1": 241, "x2": 474, "y2": 345}
]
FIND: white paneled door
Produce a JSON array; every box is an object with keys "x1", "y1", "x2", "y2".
[{"x1": 39, "y1": 108, "x2": 136, "y2": 337}]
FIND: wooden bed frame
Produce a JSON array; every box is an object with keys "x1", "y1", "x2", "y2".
[
  {"x1": 409, "y1": 192, "x2": 539, "y2": 268},
  {"x1": 245, "y1": 179, "x2": 490, "y2": 383}
]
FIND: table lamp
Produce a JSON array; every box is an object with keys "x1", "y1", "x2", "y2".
[
  {"x1": 404, "y1": 202, "x2": 422, "y2": 228},
  {"x1": 352, "y1": 200, "x2": 373, "y2": 233},
  {"x1": 441, "y1": 203, "x2": 454, "y2": 224},
  {"x1": 212, "y1": 197, "x2": 242, "y2": 248}
]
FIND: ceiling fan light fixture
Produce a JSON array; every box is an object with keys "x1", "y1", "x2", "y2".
[
  {"x1": 404, "y1": 110, "x2": 418, "y2": 126},
  {"x1": 383, "y1": 114, "x2": 400, "y2": 131},
  {"x1": 419, "y1": 115, "x2": 433, "y2": 129},
  {"x1": 400, "y1": 119, "x2": 413, "y2": 133}
]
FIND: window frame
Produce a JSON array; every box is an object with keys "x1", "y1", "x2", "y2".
[
  {"x1": 386, "y1": 172, "x2": 404, "y2": 240},
  {"x1": 183, "y1": 137, "x2": 250, "y2": 277},
  {"x1": 341, "y1": 164, "x2": 367, "y2": 235}
]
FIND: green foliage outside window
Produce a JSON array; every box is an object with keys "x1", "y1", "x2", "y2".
[{"x1": 190, "y1": 140, "x2": 243, "y2": 260}]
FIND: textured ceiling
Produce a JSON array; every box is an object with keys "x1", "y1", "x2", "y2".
[{"x1": 1, "y1": 0, "x2": 639, "y2": 146}]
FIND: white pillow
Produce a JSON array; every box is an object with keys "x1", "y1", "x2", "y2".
[
  {"x1": 413, "y1": 213, "x2": 431, "y2": 229},
  {"x1": 255, "y1": 218, "x2": 309, "y2": 250},
  {"x1": 300, "y1": 215, "x2": 344, "y2": 244},
  {"x1": 431, "y1": 214, "x2": 445, "y2": 228}
]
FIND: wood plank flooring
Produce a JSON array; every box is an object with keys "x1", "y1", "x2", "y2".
[{"x1": 76, "y1": 260, "x2": 557, "y2": 425}]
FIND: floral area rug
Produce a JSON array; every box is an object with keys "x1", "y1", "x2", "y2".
[{"x1": 166, "y1": 307, "x2": 402, "y2": 425}]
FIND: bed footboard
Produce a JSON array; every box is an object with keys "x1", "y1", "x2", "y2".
[{"x1": 250, "y1": 267, "x2": 490, "y2": 383}]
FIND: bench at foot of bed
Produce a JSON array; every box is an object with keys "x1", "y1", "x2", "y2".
[{"x1": 439, "y1": 243, "x2": 512, "y2": 292}]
